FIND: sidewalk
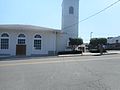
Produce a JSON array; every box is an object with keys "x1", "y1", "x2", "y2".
[
  {"x1": 83, "y1": 50, "x2": 120, "y2": 56},
  {"x1": 59, "y1": 50, "x2": 120, "y2": 57},
  {"x1": 107, "y1": 50, "x2": 120, "y2": 54}
]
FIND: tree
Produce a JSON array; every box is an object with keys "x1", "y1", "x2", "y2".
[
  {"x1": 89, "y1": 38, "x2": 107, "y2": 55},
  {"x1": 89, "y1": 38, "x2": 107, "y2": 48},
  {"x1": 69, "y1": 38, "x2": 83, "y2": 51}
]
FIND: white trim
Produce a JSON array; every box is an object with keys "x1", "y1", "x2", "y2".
[
  {"x1": 1, "y1": 32, "x2": 9, "y2": 37},
  {"x1": 0, "y1": 25, "x2": 61, "y2": 32},
  {"x1": 33, "y1": 34, "x2": 42, "y2": 50},
  {"x1": 0, "y1": 32, "x2": 10, "y2": 50}
]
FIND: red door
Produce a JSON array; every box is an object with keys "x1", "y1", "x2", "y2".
[{"x1": 16, "y1": 45, "x2": 26, "y2": 56}]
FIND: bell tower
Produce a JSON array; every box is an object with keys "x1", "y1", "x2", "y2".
[
  {"x1": 62, "y1": 0, "x2": 79, "y2": 39},
  {"x1": 57, "y1": 0, "x2": 79, "y2": 52}
]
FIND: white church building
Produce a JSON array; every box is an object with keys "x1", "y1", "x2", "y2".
[{"x1": 0, "y1": 0, "x2": 79, "y2": 56}]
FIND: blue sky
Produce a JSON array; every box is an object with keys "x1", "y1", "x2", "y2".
[{"x1": 0, "y1": 0, "x2": 120, "y2": 43}]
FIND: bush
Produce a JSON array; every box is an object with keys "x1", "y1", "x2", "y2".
[
  {"x1": 89, "y1": 49, "x2": 107, "y2": 53},
  {"x1": 58, "y1": 51, "x2": 82, "y2": 55}
]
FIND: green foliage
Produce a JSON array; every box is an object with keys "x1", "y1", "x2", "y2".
[
  {"x1": 69, "y1": 38, "x2": 83, "y2": 46},
  {"x1": 89, "y1": 38, "x2": 107, "y2": 48},
  {"x1": 69, "y1": 38, "x2": 83, "y2": 51}
]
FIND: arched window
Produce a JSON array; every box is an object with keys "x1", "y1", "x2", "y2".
[
  {"x1": 34, "y1": 35, "x2": 41, "y2": 38},
  {"x1": 18, "y1": 34, "x2": 26, "y2": 45},
  {"x1": 18, "y1": 34, "x2": 25, "y2": 38},
  {"x1": 1, "y1": 33, "x2": 9, "y2": 37},
  {"x1": 69, "y1": 6, "x2": 74, "y2": 14},
  {"x1": 1, "y1": 33, "x2": 9, "y2": 49},
  {"x1": 34, "y1": 34, "x2": 41, "y2": 50}
]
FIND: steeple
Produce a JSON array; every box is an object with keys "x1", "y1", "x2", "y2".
[
  {"x1": 62, "y1": 0, "x2": 79, "y2": 38},
  {"x1": 57, "y1": 0, "x2": 79, "y2": 51}
]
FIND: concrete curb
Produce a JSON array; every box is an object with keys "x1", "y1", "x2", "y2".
[
  {"x1": 58, "y1": 52, "x2": 120, "y2": 57},
  {"x1": 0, "y1": 51, "x2": 120, "y2": 60}
]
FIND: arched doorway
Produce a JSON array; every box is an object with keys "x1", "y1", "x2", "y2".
[{"x1": 16, "y1": 34, "x2": 26, "y2": 56}]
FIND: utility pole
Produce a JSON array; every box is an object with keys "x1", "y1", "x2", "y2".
[{"x1": 90, "y1": 32, "x2": 93, "y2": 40}]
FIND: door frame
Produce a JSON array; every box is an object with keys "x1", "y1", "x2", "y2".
[{"x1": 16, "y1": 44, "x2": 26, "y2": 56}]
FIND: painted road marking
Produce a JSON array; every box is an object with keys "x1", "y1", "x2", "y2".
[{"x1": 0, "y1": 56, "x2": 120, "y2": 67}]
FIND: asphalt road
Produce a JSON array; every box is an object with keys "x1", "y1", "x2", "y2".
[{"x1": 0, "y1": 54, "x2": 120, "y2": 90}]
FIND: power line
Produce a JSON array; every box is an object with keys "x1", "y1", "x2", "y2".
[
  {"x1": 62, "y1": 0, "x2": 120, "y2": 30},
  {"x1": 80, "y1": 0, "x2": 120, "y2": 22}
]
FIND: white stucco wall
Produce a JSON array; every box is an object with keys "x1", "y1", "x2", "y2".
[
  {"x1": 0, "y1": 29, "x2": 57, "y2": 56},
  {"x1": 30, "y1": 31, "x2": 56, "y2": 56},
  {"x1": 62, "y1": 0, "x2": 79, "y2": 38},
  {"x1": 61, "y1": 0, "x2": 79, "y2": 51},
  {"x1": 56, "y1": 33, "x2": 67, "y2": 52}
]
